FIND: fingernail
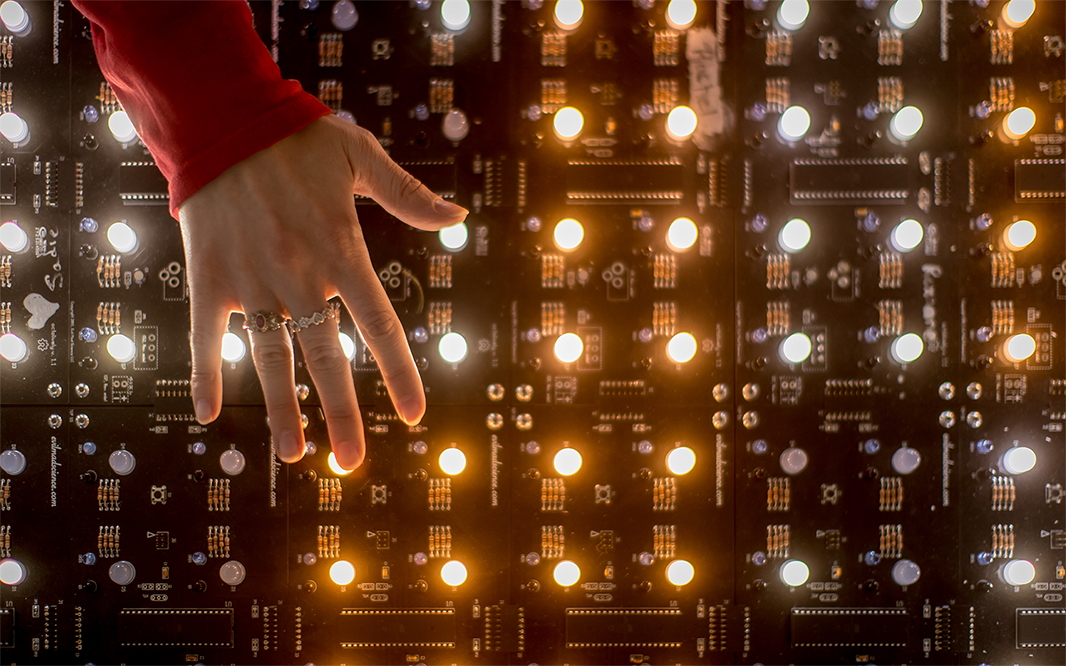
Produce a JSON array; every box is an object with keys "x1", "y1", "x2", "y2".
[
  {"x1": 434, "y1": 198, "x2": 468, "y2": 218},
  {"x1": 400, "y1": 396, "x2": 423, "y2": 425},
  {"x1": 195, "y1": 400, "x2": 212, "y2": 424},
  {"x1": 279, "y1": 430, "x2": 300, "y2": 462}
]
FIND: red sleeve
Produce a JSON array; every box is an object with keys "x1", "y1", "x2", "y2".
[{"x1": 71, "y1": 0, "x2": 332, "y2": 219}]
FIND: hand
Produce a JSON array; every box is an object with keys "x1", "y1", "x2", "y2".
[{"x1": 178, "y1": 114, "x2": 467, "y2": 469}]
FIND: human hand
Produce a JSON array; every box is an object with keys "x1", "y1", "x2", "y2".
[{"x1": 178, "y1": 114, "x2": 467, "y2": 469}]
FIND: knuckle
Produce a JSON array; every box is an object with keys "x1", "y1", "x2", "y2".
[
  {"x1": 323, "y1": 402, "x2": 360, "y2": 425},
  {"x1": 395, "y1": 170, "x2": 425, "y2": 201},
  {"x1": 302, "y1": 335, "x2": 348, "y2": 370},
  {"x1": 253, "y1": 338, "x2": 293, "y2": 371},
  {"x1": 357, "y1": 308, "x2": 403, "y2": 345}
]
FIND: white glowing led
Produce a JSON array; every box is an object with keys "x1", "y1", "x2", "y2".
[
  {"x1": 666, "y1": 217, "x2": 698, "y2": 252},
  {"x1": 440, "y1": 0, "x2": 470, "y2": 30},
  {"x1": 108, "y1": 111, "x2": 137, "y2": 143},
  {"x1": 553, "y1": 218, "x2": 584, "y2": 251},
  {"x1": 328, "y1": 452, "x2": 354, "y2": 476},
  {"x1": 666, "y1": 446, "x2": 696, "y2": 475},
  {"x1": 0, "y1": 558, "x2": 26, "y2": 586},
  {"x1": 219, "y1": 332, "x2": 246, "y2": 363},
  {"x1": 0, "y1": 333, "x2": 27, "y2": 363},
  {"x1": 0, "y1": 1, "x2": 29, "y2": 34},
  {"x1": 554, "y1": 448, "x2": 582, "y2": 476},
  {"x1": 1002, "y1": 559, "x2": 1036, "y2": 586},
  {"x1": 666, "y1": 559, "x2": 695, "y2": 586},
  {"x1": 778, "y1": 218, "x2": 811, "y2": 253},
  {"x1": 554, "y1": 332, "x2": 584, "y2": 363},
  {"x1": 439, "y1": 221, "x2": 468, "y2": 251},
  {"x1": 107, "y1": 222, "x2": 138, "y2": 254},
  {"x1": 553, "y1": 0, "x2": 583, "y2": 31},
  {"x1": 338, "y1": 332, "x2": 356, "y2": 361},
  {"x1": 1002, "y1": 107, "x2": 1036, "y2": 140},
  {"x1": 439, "y1": 447, "x2": 467, "y2": 475},
  {"x1": 666, "y1": 332, "x2": 698, "y2": 364},
  {"x1": 889, "y1": 0, "x2": 922, "y2": 29},
  {"x1": 665, "y1": 105, "x2": 698, "y2": 141},
  {"x1": 890, "y1": 333, "x2": 923, "y2": 363},
  {"x1": 330, "y1": 560, "x2": 355, "y2": 585},
  {"x1": 778, "y1": 105, "x2": 810, "y2": 142},
  {"x1": 1003, "y1": 219, "x2": 1036, "y2": 251},
  {"x1": 1002, "y1": 446, "x2": 1036, "y2": 475},
  {"x1": 441, "y1": 560, "x2": 468, "y2": 586},
  {"x1": 0, "y1": 112, "x2": 28, "y2": 143},
  {"x1": 0, "y1": 221, "x2": 28, "y2": 252},
  {"x1": 107, "y1": 334, "x2": 136, "y2": 364},
  {"x1": 553, "y1": 559, "x2": 580, "y2": 587},
  {"x1": 780, "y1": 559, "x2": 809, "y2": 586},
  {"x1": 1002, "y1": 0, "x2": 1035, "y2": 28},
  {"x1": 438, "y1": 332, "x2": 468, "y2": 363},
  {"x1": 1002, "y1": 333, "x2": 1036, "y2": 363},
  {"x1": 780, "y1": 332, "x2": 812, "y2": 364},
  {"x1": 889, "y1": 106, "x2": 923, "y2": 141},
  {"x1": 890, "y1": 218, "x2": 923, "y2": 252},
  {"x1": 776, "y1": 0, "x2": 808, "y2": 30},
  {"x1": 665, "y1": 0, "x2": 697, "y2": 29},
  {"x1": 553, "y1": 106, "x2": 584, "y2": 140}
]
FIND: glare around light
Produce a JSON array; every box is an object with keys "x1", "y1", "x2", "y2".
[
  {"x1": 0, "y1": 558, "x2": 26, "y2": 586},
  {"x1": 554, "y1": 333, "x2": 584, "y2": 363},
  {"x1": 665, "y1": 0, "x2": 697, "y2": 30},
  {"x1": 0, "y1": 221, "x2": 28, "y2": 252},
  {"x1": 439, "y1": 221, "x2": 468, "y2": 251},
  {"x1": 220, "y1": 332, "x2": 247, "y2": 363},
  {"x1": 777, "y1": 0, "x2": 809, "y2": 30},
  {"x1": 1003, "y1": 220, "x2": 1036, "y2": 251},
  {"x1": 778, "y1": 106, "x2": 810, "y2": 142},
  {"x1": 890, "y1": 218, "x2": 923, "y2": 252},
  {"x1": 0, "y1": 333, "x2": 28, "y2": 363},
  {"x1": 0, "y1": 2, "x2": 28, "y2": 34},
  {"x1": 329, "y1": 560, "x2": 356, "y2": 586},
  {"x1": 553, "y1": 0, "x2": 583, "y2": 30},
  {"x1": 666, "y1": 217, "x2": 698, "y2": 252},
  {"x1": 440, "y1": 0, "x2": 470, "y2": 30},
  {"x1": 553, "y1": 559, "x2": 581, "y2": 586},
  {"x1": 441, "y1": 560, "x2": 468, "y2": 586},
  {"x1": 554, "y1": 448, "x2": 582, "y2": 476},
  {"x1": 108, "y1": 111, "x2": 137, "y2": 143},
  {"x1": 667, "y1": 333, "x2": 698, "y2": 364},
  {"x1": 1002, "y1": 0, "x2": 1035, "y2": 28},
  {"x1": 889, "y1": 106, "x2": 923, "y2": 141},
  {"x1": 0, "y1": 112, "x2": 28, "y2": 143},
  {"x1": 328, "y1": 452, "x2": 353, "y2": 476},
  {"x1": 890, "y1": 333, "x2": 923, "y2": 363},
  {"x1": 666, "y1": 559, "x2": 695, "y2": 586},
  {"x1": 780, "y1": 559, "x2": 810, "y2": 586},
  {"x1": 1002, "y1": 559, "x2": 1036, "y2": 586},
  {"x1": 665, "y1": 106, "x2": 698, "y2": 141},
  {"x1": 107, "y1": 222, "x2": 138, "y2": 254},
  {"x1": 439, "y1": 447, "x2": 467, "y2": 475},
  {"x1": 439, "y1": 332, "x2": 468, "y2": 363},
  {"x1": 778, "y1": 218, "x2": 811, "y2": 253},
  {"x1": 338, "y1": 332, "x2": 356, "y2": 361},
  {"x1": 553, "y1": 218, "x2": 584, "y2": 251},
  {"x1": 553, "y1": 106, "x2": 584, "y2": 140},
  {"x1": 1002, "y1": 446, "x2": 1036, "y2": 475},
  {"x1": 666, "y1": 446, "x2": 696, "y2": 475},
  {"x1": 780, "y1": 332, "x2": 812, "y2": 364},
  {"x1": 889, "y1": 0, "x2": 923, "y2": 29},
  {"x1": 107, "y1": 334, "x2": 136, "y2": 364},
  {"x1": 1003, "y1": 334, "x2": 1036, "y2": 363},
  {"x1": 1003, "y1": 107, "x2": 1036, "y2": 140}
]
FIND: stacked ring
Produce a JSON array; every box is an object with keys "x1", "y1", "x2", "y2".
[
  {"x1": 288, "y1": 302, "x2": 340, "y2": 334},
  {"x1": 244, "y1": 311, "x2": 286, "y2": 333}
]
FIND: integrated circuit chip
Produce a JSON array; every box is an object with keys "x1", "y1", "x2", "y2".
[
  {"x1": 118, "y1": 608, "x2": 234, "y2": 647},
  {"x1": 1016, "y1": 608, "x2": 1066, "y2": 648},
  {"x1": 1015, "y1": 158, "x2": 1066, "y2": 201},
  {"x1": 338, "y1": 608, "x2": 455, "y2": 648},
  {"x1": 790, "y1": 156, "x2": 910, "y2": 204},
  {"x1": 791, "y1": 607, "x2": 908, "y2": 648},
  {"x1": 565, "y1": 607, "x2": 684, "y2": 648}
]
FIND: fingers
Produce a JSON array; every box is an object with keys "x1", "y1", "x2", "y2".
[
  {"x1": 247, "y1": 320, "x2": 305, "y2": 464},
  {"x1": 188, "y1": 289, "x2": 229, "y2": 425}
]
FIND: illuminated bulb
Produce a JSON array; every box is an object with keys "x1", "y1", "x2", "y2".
[
  {"x1": 666, "y1": 217, "x2": 698, "y2": 252},
  {"x1": 666, "y1": 332, "x2": 697, "y2": 364},
  {"x1": 1002, "y1": 107, "x2": 1036, "y2": 140},
  {"x1": 0, "y1": 333, "x2": 28, "y2": 362},
  {"x1": 328, "y1": 452, "x2": 352, "y2": 475},
  {"x1": 666, "y1": 446, "x2": 696, "y2": 475},
  {"x1": 665, "y1": 0, "x2": 697, "y2": 30},
  {"x1": 441, "y1": 560, "x2": 468, "y2": 586},
  {"x1": 439, "y1": 221, "x2": 468, "y2": 251},
  {"x1": 329, "y1": 560, "x2": 355, "y2": 586},
  {"x1": 554, "y1": 448, "x2": 582, "y2": 476},
  {"x1": 1003, "y1": 219, "x2": 1036, "y2": 251},
  {"x1": 780, "y1": 332, "x2": 812, "y2": 364},
  {"x1": 890, "y1": 333, "x2": 923, "y2": 363},
  {"x1": 108, "y1": 111, "x2": 137, "y2": 143},
  {"x1": 338, "y1": 332, "x2": 356, "y2": 361},
  {"x1": 1002, "y1": 0, "x2": 1035, "y2": 28},
  {"x1": 107, "y1": 222, "x2": 138, "y2": 254},
  {"x1": 890, "y1": 218, "x2": 923, "y2": 252},
  {"x1": 440, "y1": 0, "x2": 470, "y2": 31},
  {"x1": 889, "y1": 0, "x2": 922, "y2": 29},
  {"x1": 220, "y1": 332, "x2": 246, "y2": 363},
  {"x1": 1002, "y1": 559, "x2": 1036, "y2": 586},
  {"x1": 778, "y1": 106, "x2": 810, "y2": 142},
  {"x1": 0, "y1": 221, "x2": 28, "y2": 252},
  {"x1": 554, "y1": 332, "x2": 583, "y2": 363},
  {"x1": 1002, "y1": 334, "x2": 1036, "y2": 363},
  {"x1": 666, "y1": 559, "x2": 695, "y2": 586},
  {"x1": 553, "y1": 106, "x2": 584, "y2": 141},
  {"x1": 0, "y1": 112, "x2": 29, "y2": 144},
  {"x1": 780, "y1": 559, "x2": 809, "y2": 586},
  {"x1": 553, "y1": 0, "x2": 583, "y2": 31},
  {"x1": 776, "y1": 0, "x2": 808, "y2": 30},
  {"x1": 553, "y1": 218, "x2": 584, "y2": 251},
  {"x1": 778, "y1": 218, "x2": 811, "y2": 253},
  {"x1": 0, "y1": 1, "x2": 29, "y2": 35},
  {"x1": 889, "y1": 106, "x2": 923, "y2": 141},
  {"x1": 0, "y1": 558, "x2": 26, "y2": 586},
  {"x1": 665, "y1": 105, "x2": 698, "y2": 141},
  {"x1": 107, "y1": 334, "x2": 136, "y2": 364},
  {"x1": 1001, "y1": 446, "x2": 1036, "y2": 475},
  {"x1": 438, "y1": 332, "x2": 468, "y2": 363},
  {"x1": 439, "y1": 447, "x2": 467, "y2": 475},
  {"x1": 553, "y1": 560, "x2": 580, "y2": 587}
]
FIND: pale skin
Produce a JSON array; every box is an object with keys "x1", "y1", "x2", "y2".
[{"x1": 178, "y1": 115, "x2": 468, "y2": 470}]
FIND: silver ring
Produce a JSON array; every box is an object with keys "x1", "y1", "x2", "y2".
[
  {"x1": 288, "y1": 303, "x2": 340, "y2": 334},
  {"x1": 244, "y1": 311, "x2": 286, "y2": 333}
]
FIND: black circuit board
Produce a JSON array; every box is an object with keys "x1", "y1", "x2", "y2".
[{"x1": 1, "y1": 1, "x2": 1064, "y2": 664}]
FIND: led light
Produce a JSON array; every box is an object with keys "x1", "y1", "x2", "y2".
[
  {"x1": 0, "y1": 333, "x2": 27, "y2": 362},
  {"x1": 1003, "y1": 219, "x2": 1036, "y2": 251},
  {"x1": 107, "y1": 334, "x2": 136, "y2": 364},
  {"x1": 666, "y1": 559, "x2": 695, "y2": 586},
  {"x1": 666, "y1": 333, "x2": 697, "y2": 364},
  {"x1": 665, "y1": 105, "x2": 698, "y2": 141},
  {"x1": 338, "y1": 332, "x2": 356, "y2": 361},
  {"x1": 0, "y1": 112, "x2": 29, "y2": 143},
  {"x1": 780, "y1": 559, "x2": 809, "y2": 586},
  {"x1": 554, "y1": 333, "x2": 583, "y2": 363},
  {"x1": 439, "y1": 332, "x2": 468, "y2": 363},
  {"x1": 553, "y1": 218, "x2": 584, "y2": 251},
  {"x1": 890, "y1": 218, "x2": 923, "y2": 252},
  {"x1": 1002, "y1": 0, "x2": 1035, "y2": 28},
  {"x1": 440, "y1": 0, "x2": 470, "y2": 30},
  {"x1": 889, "y1": 0, "x2": 922, "y2": 29},
  {"x1": 553, "y1": 0, "x2": 583, "y2": 31},
  {"x1": 108, "y1": 111, "x2": 137, "y2": 143},
  {"x1": 439, "y1": 221, "x2": 468, "y2": 251},
  {"x1": 553, "y1": 106, "x2": 584, "y2": 140},
  {"x1": 439, "y1": 447, "x2": 467, "y2": 475},
  {"x1": 0, "y1": 221, "x2": 28, "y2": 252},
  {"x1": 1002, "y1": 559, "x2": 1036, "y2": 586},
  {"x1": 1003, "y1": 107, "x2": 1036, "y2": 140},
  {"x1": 107, "y1": 222, "x2": 138, "y2": 254},
  {"x1": 328, "y1": 452, "x2": 353, "y2": 475},
  {"x1": 553, "y1": 559, "x2": 580, "y2": 587},
  {"x1": 666, "y1": 217, "x2": 698, "y2": 252},
  {"x1": 1002, "y1": 333, "x2": 1036, "y2": 363},
  {"x1": 554, "y1": 448, "x2": 582, "y2": 476},
  {"x1": 666, "y1": 446, "x2": 696, "y2": 475},
  {"x1": 441, "y1": 560, "x2": 468, "y2": 586},
  {"x1": 1002, "y1": 446, "x2": 1036, "y2": 475},
  {"x1": 217, "y1": 332, "x2": 246, "y2": 363},
  {"x1": 778, "y1": 218, "x2": 811, "y2": 253},
  {"x1": 776, "y1": 0, "x2": 808, "y2": 30},
  {"x1": 0, "y1": 558, "x2": 26, "y2": 586},
  {"x1": 889, "y1": 106, "x2": 923, "y2": 141},
  {"x1": 778, "y1": 105, "x2": 810, "y2": 142},
  {"x1": 329, "y1": 560, "x2": 355, "y2": 586},
  {"x1": 0, "y1": 1, "x2": 29, "y2": 35},
  {"x1": 890, "y1": 333, "x2": 923, "y2": 363},
  {"x1": 780, "y1": 332, "x2": 812, "y2": 364},
  {"x1": 665, "y1": 0, "x2": 697, "y2": 30}
]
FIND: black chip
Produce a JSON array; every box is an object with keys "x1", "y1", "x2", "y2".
[
  {"x1": 338, "y1": 608, "x2": 455, "y2": 648},
  {"x1": 1017, "y1": 608, "x2": 1066, "y2": 648},
  {"x1": 566, "y1": 158, "x2": 685, "y2": 205},
  {"x1": 357, "y1": 159, "x2": 457, "y2": 203},
  {"x1": 0, "y1": 162, "x2": 14, "y2": 205},
  {"x1": 118, "y1": 608, "x2": 233, "y2": 647},
  {"x1": 0, "y1": 608, "x2": 14, "y2": 648},
  {"x1": 119, "y1": 161, "x2": 169, "y2": 205},
  {"x1": 565, "y1": 608, "x2": 684, "y2": 648},
  {"x1": 790, "y1": 156, "x2": 910, "y2": 204},
  {"x1": 1015, "y1": 158, "x2": 1066, "y2": 201},
  {"x1": 791, "y1": 607, "x2": 909, "y2": 648}
]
